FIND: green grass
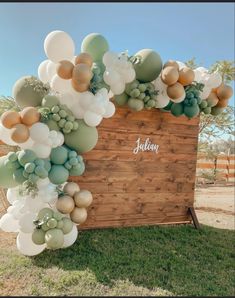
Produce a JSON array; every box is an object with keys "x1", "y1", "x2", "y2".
[{"x1": 0, "y1": 225, "x2": 234, "y2": 296}]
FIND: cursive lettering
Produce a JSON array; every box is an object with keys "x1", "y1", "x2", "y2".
[{"x1": 133, "y1": 137, "x2": 159, "y2": 154}]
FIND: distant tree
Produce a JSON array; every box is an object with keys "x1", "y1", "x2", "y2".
[
  {"x1": 209, "y1": 60, "x2": 235, "y2": 84},
  {"x1": 0, "y1": 96, "x2": 20, "y2": 116}
]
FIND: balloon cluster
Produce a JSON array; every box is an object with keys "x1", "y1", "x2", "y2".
[
  {"x1": 56, "y1": 182, "x2": 93, "y2": 225},
  {"x1": 0, "y1": 30, "x2": 234, "y2": 257},
  {"x1": 103, "y1": 51, "x2": 136, "y2": 95}
]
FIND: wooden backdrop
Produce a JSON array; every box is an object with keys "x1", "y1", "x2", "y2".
[{"x1": 70, "y1": 107, "x2": 200, "y2": 229}]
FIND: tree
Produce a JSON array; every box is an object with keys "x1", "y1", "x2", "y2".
[
  {"x1": 209, "y1": 60, "x2": 235, "y2": 84},
  {"x1": 0, "y1": 96, "x2": 20, "y2": 116}
]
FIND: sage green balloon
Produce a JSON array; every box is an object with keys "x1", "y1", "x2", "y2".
[
  {"x1": 50, "y1": 146, "x2": 68, "y2": 165},
  {"x1": 81, "y1": 33, "x2": 109, "y2": 62},
  {"x1": 13, "y1": 168, "x2": 27, "y2": 184},
  {"x1": 184, "y1": 104, "x2": 200, "y2": 119},
  {"x1": 0, "y1": 156, "x2": 19, "y2": 188},
  {"x1": 45, "y1": 119, "x2": 60, "y2": 131},
  {"x1": 45, "y1": 228, "x2": 64, "y2": 249},
  {"x1": 134, "y1": 49, "x2": 162, "y2": 83},
  {"x1": 48, "y1": 165, "x2": 69, "y2": 185},
  {"x1": 38, "y1": 208, "x2": 53, "y2": 220},
  {"x1": 203, "y1": 107, "x2": 211, "y2": 114},
  {"x1": 64, "y1": 120, "x2": 98, "y2": 154},
  {"x1": 211, "y1": 106, "x2": 224, "y2": 116},
  {"x1": 128, "y1": 98, "x2": 144, "y2": 111},
  {"x1": 69, "y1": 162, "x2": 85, "y2": 176},
  {"x1": 32, "y1": 229, "x2": 45, "y2": 245},
  {"x1": 62, "y1": 217, "x2": 73, "y2": 234},
  {"x1": 42, "y1": 95, "x2": 59, "y2": 109},
  {"x1": 12, "y1": 76, "x2": 49, "y2": 108},
  {"x1": 171, "y1": 103, "x2": 184, "y2": 117},
  {"x1": 18, "y1": 149, "x2": 37, "y2": 166},
  {"x1": 114, "y1": 93, "x2": 129, "y2": 106}
]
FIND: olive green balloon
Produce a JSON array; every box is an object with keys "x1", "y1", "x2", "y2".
[
  {"x1": 50, "y1": 146, "x2": 68, "y2": 165},
  {"x1": 48, "y1": 165, "x2": 69, "y2": 185},
  {"x1": 81, "y1": 33, "x2": 109, "y2": 62},
  {"x1": 12, "y1": 76, "x2": 48, "y2": 108},
  {"x1": 32, "y1": 229, "x2": 45, "y2": 245},
  {"x1": 134, "y1": 49, "x2": 162, "y2": 83},
  {"x1": 184, "y1": 104, "x2": 200, "y2": 119},
  {"x1": 211, "y1": 106, "x2": 224, "y2": 116},
  {"x1": 200, "y1": 100, "x2": 208, "y2": 109},
  {"x1": 62, "y1": 217, "x2": 73, "y2": 234},
  {"x1": 203, "y1": 107, "x2": 211, "y2": 114},
  {"x1": 114, "y1": 93, "x2": 129, "y2": 106},
  {"x1": 0, "y1": 156, "x2": 19, "y2": 188},
  {"x1": 42, "y1": 95, "x2": 59, "y2": 109},
  {"x1": 45, "y1": 228, "x2": 64, "y2": 249},
  {"x1": 171, "y1": 103, "x2": 184, "y2": 117},
  {"x1": 45, "y1": 119, "x2": 60, "y2": 131},
  {"x1": 128, "y1": 98, "x2": 144, "y2": 111},
  {"x1": 64, "y1": 120, "x2": 98, "y2": 154}
]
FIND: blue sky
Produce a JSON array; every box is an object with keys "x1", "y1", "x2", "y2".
[{"x1": 0, "y1": 2, "x2": 234, "y2": 102}]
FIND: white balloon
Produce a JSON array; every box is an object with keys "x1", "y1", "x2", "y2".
[
  {"x1": 176, "y1": 61, "x2": 186, "y2": 70},
  {"x1": 51, "y1": 74, "x2": 72, "y2": 94},
  {"x1": 84, "y1": 111, "x2": 102, "y2": 127},
  {"x1": 7, "y1": 188, "x2": 19, "y2": 204},
  {"x1": 123, "y1": 68, "x2": 136, "y2": 83},
  {"x1": 108, "y1": 90, "x2": 114, "y2": 99},
  {"x1": 207, "y1": 72, "x2": 222, "y2": 89},
  {"x1": 62, "y1": 224, "x2": 78, "y2": 248},
  {"x1": 37, "y1": 177, "x2": 50, "y2": 188},
  {"x1": 47, "y1": 61, "x2": 57, "y2": 80},
  {"x1": 89, "y1": 102, "x2": 106, "y2": 115},
  {"x1": 71, "y1": 103, "x2": 85, "y2": 119},
  {"x1": 0, "y1": 213, "x2": 19, "y2": 232},
  {"x1": 59, "y1": 93, "x2": 75, "y2": 110},
  {"x1": 103, "y1": 102, "x2": 115, "y2": 118},
  {"x1": 56, "y1": 132, "x2": 65, "y2": 146},
  {"x1": 110, "y1": 81, "x2": 125, "y2": 95},
  {"x1": 103, "y1": 51, "x2": 118, "y2": 67},
  {"x1": 19, "y1": 137, "x2": 34, "y2": 150},
  {"x1": 200, "y1": 87, "x2": 212, "y2": 100},
  {"x1": 24, "y1": 196, "x2": 46, "y2": 213},
  {"x1": 44, "y1": 30, "x2": 75, "y2": 63},
  {"x1": 103, "y1": 69, "x2": 121, "y2": 85},
  {"x1": 31, "y1": 143, "x2": 51, "y2": 159},
  {"x1": 19, "y1": 212, "x2": 37, "y2": 233},
  {"x1": 30, "y1": 123, "x2": 50, "y2": 142},
  {"x1": 79, "y1": 92, "x2": 93, "y2": 110},
  {"x1": 17, "y1": 231, "x2": 46, "y2": 256},
  {"x1": 0, "y1": 124, "x2": 17, "y2": 146},
  {"x1": 38, "y1": 60, "x2": 50, "y2": 83}
]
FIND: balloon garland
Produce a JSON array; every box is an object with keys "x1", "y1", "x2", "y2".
[{"x1": 0, "y1": 31, "x2": 233, "y2": 256}]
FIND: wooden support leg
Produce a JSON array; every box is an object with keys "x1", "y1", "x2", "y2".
[{"x1": 188, "y1": 207, "x2": 200, "y2": 229}]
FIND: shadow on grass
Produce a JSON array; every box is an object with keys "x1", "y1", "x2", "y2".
[{"x1": 32, "y1": 224, "x2": 234, "y2": 296}]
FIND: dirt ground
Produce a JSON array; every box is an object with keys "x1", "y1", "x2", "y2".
[{"x1": 194, "y1": 186, "x2": 234, "y2": 230}]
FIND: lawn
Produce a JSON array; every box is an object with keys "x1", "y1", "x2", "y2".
[{"x1": 0, "y1": 224, "x2": 234, "y2": 296}]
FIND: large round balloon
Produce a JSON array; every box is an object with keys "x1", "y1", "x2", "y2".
[
  {"x1": 44, "y1": 31, "x2": 75, "y2": 63},
  {"x1": 48, "y1": 165, "x2": 69, "y2": 185},
  {"x1": 12, "y1": 76, "x2": 49, "y2": 108},
  {"x1": 17, "y1": 231, "x2": 46, "y2": 256},
  {"x1": 64, "y1": 120, "x2": 98, "y2": 154},
  {"x1": 0, "y1": 155, "x2": 19, "y2": 188},
  {"x1": 133, "y1": 49, "x2": 162, "y2": 83},
  {"x1": 81, "y1": 33, "x2": 109, "y2": 62}
]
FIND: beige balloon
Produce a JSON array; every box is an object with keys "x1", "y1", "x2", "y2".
[
  {"x1": 11, "y1": 124, "x2": 29, "y2": 143},
  {"x1": 72, "y1": 63, "x2": 93, "y2": 83},
  {"x1": 70, "y1": 207, "x2": 87, "y2": 224},
  {"x1": 178, "y1": 67, "x2": 195, "y2": 86},
  {"x1": 71, "y1": 79, "x2": 89, "y2": 93},
  {"x1": 167, "y1": 82, "x2": 185, "y2": 99},
  {"x1": 216, "y1": 84, "x2": 233, "y2": 101},
  {"x1": 216, "y1": 99, "x2": 229, "y2": 108},
  {"x1": 163, "y1": 60, "x2": 179, "y2": 71},
  {"x1": 206, "y1": 92, "x2": 219, "y2": 107},
  {"x1": 63, "y1": 182, "x2": 80, "y2": 197},
  {"x1": 56, "y1": 60, "x2": 74, "y2": 80},
  {"x1": 161, "y1": 66, "x2": 179, "y2": 86},
  {"x1": 56, "y1": 195, "x2": 75, "y2": 214},
  {"x1": 20, "y1": 107, "x2": 40, "y2": 126},
  {"x1": 75, "y1": 53, "x2": 93, "y2": 68},
  {"x1": 74, "y1": 190, "x2": 93, "y2": 208},
  {"x1": 1, "y1": 111, "x2": 21, "y2": 129}
]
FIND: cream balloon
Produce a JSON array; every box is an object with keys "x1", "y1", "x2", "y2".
[
  {"x1": 110, "y1": 81, "x2": 125, "y2": 95},
  {"x1": 44, "y1": 30, "x2": 75, "y2": 63},
  {"x1": 51, "y1": 74, "x2": 72, "y2": 94},
  {"x1": 38, "y1": 60, "x2": 50, "y2": 83},
  {"x1": 84, "y1": 111, "x2": 102, "y2": 127},
  {"x1": 30, "y1": 143, "x2": 51, "y2": 159},
  {"x1": 0, "y1": 213, "x2": 19, "y2": 232},
  {"x1": 30, "y1": 122, "x2": 50, "y2": 143},
  {"x1": 19, "y1": 212, "x2": 37, "y2": 233},
  {"x1": 103, "y1": 101, "x2": 115, "y2": 118},
  {"x1": 17, "y1": 231, "x2": 46, "y2": 256}
]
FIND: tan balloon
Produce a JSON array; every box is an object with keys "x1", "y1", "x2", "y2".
[
  {"x1": 63, "y1": 182, "x2": 80, "y2": 197},
  {"x1": 75, "y1": 53, "x2": 93, "y2": 68},
  {"x1": 167, "y1": 82, "x2": 185, "y2": 99},
  {"x1": 56, "y1": 60, "x2": 74, "y2": 80},
  {"x1": 178, "y1": 67, "x2": 195, "y2": 86},
  {"x1": 11, "y1": 124, "x2": 29, "y2": 143},
  {"x1": 161, "y1": 66, "x2": 179, "y2": 86},
  {"x1": 20, "y1": 107, "x2": 40, "y2": 126},
  {"x1": 70, "y1": 207, "x2": 87, "y2": 224},
  {"x1": 216, "y1": 99, "x2": 229, "y2": 108},
  {"x1": 72, "y1": 63, "x2": 93, "y2": 83},
  {"x1": 1, "y1": 111, "x2": 21, "y2": 129},
  {"x1": 56, "y1": 195, "x2": 75, "y2": 214},
  {"x1": 216, "y1": 84, "x2": 233, "y2": 101},
  {"x1": 71, "y1": 79, "x2": 89, "y2": 93},
  {"x1": 206, "y1": 92, "x2": 219, "y2": 107},
  {"x1": 74, "y1": 190, "x2": 93, "y2": 208},
  {"x1": 163, "y1": 60, "x2": 179, "y2": 71}
]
